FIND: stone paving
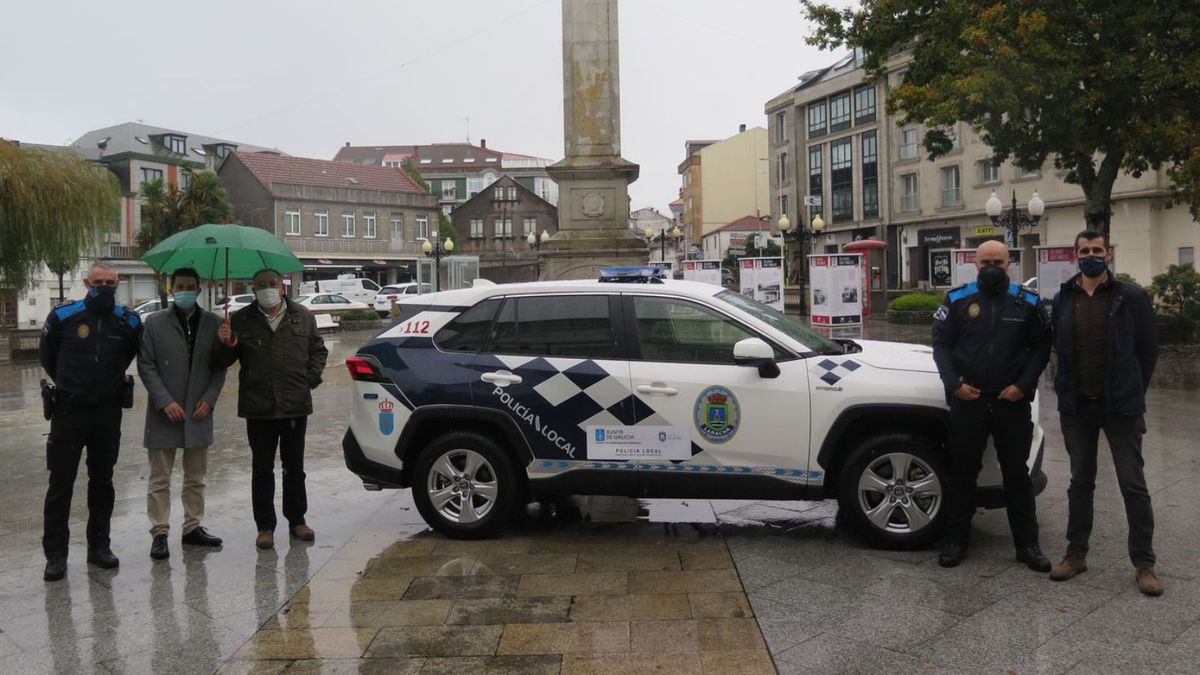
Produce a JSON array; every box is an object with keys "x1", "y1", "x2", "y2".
[{"x1": 0, "y1": 325, "x2": 1197, "y2": 674}]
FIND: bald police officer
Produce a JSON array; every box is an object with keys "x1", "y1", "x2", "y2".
[
  {"x1": 39, "y1": 261, "x2": 142, "y2": 581},
  {"x1": 932, "y1": 241, "x2": 1051, "y2": 570}
]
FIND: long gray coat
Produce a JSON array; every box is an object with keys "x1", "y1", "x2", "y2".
[{"x1": 138, "y1": 308, "x2": 227, "y2": 449}]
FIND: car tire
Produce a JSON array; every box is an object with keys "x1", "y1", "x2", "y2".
[
  {"x1": 411, "y1": 432, "x2": 517, "y2": 540},
  {"x1": 836, "y1": 433, "x2": 946, "y2": 550}
]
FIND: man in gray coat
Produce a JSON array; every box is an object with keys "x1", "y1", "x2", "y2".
[{"x1": 138, "y1": 268, "x2": 227, "y2": 560}]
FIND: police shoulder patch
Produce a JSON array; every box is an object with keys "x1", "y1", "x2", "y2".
[{"x1": 933, "y1": 305, "x2": 949, "y2": 321}]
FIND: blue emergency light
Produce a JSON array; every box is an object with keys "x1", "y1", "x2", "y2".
[{"x1": 598, "y1": 266, "x2": 666, "y2": 283}]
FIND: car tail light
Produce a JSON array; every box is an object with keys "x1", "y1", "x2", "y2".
[{"x1": 346, "y1": 356, "x2": 386, "y2": 382}]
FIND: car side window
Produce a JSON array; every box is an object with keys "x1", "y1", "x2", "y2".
[
  {"x1": 435, "y1": 299, "x2": 502, "y2": 352},
  {"x1": 334, "y1": 295, "x2": 350, "y2": 304},
  {"x1": 631, "y1": 296, "x2": 769, "y2": 364},
  {"x1": 485, "y1": 296, "x2": 616, "y2": 359},
  {"x1": 363, "y1": 279, "x2": 380, "y2": 291}
]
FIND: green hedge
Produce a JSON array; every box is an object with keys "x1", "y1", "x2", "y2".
[
  {"x1": 339, "y1": 309, "x2": 381, "y2": 322},
  {"x1": 888, "y1": 293, "x2": 943, "y2": 312}
]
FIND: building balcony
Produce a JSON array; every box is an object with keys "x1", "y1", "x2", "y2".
[
  {"x1": 106, "y1": 244, "x2": 139, "y2": 260},
  {"x1": 288, "y1": 238, "x2": 425, "y2": 257}
]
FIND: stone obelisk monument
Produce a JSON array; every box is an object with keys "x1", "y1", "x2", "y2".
[{"x1": 541, "y1": 0, "x2": 647, "y2": 280}]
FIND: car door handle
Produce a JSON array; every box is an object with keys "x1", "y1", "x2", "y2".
[
  {"x1": 481, "y1": 371, "x2": 522, "y2": 386},
  {"x1": 636, "y1": 383, "x2": 678, "y2": 396}
]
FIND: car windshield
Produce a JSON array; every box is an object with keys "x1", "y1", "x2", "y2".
[
  {"x1": 379, "y1": 287, "x2": 402, "y2": 294},
  {"x1": 714, "y1": 290, "x2": 841, "y2": 353}
]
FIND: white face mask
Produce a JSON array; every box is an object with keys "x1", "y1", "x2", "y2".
[{"x1": 256, "y1": 287, "x2": 282, "y2": 308}]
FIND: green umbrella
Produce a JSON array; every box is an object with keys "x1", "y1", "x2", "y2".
[{"x1": 141, "y1": 223, "x2": 304, "y2": 280}]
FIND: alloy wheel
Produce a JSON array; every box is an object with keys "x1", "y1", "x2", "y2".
[
  {"x1": 425, "y1": 448, "x2": 499, "y2": 524},
  {"x1": 856, "y1": 452, "x2": 942, "y2": 534}
]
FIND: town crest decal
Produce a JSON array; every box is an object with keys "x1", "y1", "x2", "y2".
[
  {"x1": 693, "y1": 386, "x2": 740, "y2": 444},
  {"x1": 378, "y1": 399, "x2": 395, "y2": 435}
]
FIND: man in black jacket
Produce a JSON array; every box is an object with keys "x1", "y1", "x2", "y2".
[
  {"x1": 39, "y1": 261, "x2": 142, "y2": 581},
  {"x1": 1048, "y1": 230, "x2": 1162, "y2": 596},
  {"x1": 933, "y1": 240, "x2": 1052, "y2": 570},
  {"x1": 215, "y1": 269, "x2": 328, "y2": 550}
]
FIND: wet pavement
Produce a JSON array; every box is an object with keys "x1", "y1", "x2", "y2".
[{"x1": 1, "y1": 324, "x2": 1197, "y2": 674}]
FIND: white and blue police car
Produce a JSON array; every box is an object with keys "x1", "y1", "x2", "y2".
[{"x1": 343, "y1": 267, "x2": 1046, "y2": 547}]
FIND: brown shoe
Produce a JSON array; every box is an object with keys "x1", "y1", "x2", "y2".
[
  {"x1": 1136, "y1": 567, "x2": 1164, "y2": 596},
  {"x1": 255, "y1": 530, "x2": 274, "y2": 549},
  {"x1": 290, "y1": 524, "x2": 315, "y2": 542},
  {"x1": 1049, "y1": 553, "x2": 1088, "y2": 581}
]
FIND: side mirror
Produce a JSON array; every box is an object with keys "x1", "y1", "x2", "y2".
[{"x1": 733, "y1": 338, "x2": 780, "y2": 378}]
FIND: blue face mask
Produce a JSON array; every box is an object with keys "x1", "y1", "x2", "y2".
[
  {"x1": 1079, "y1": 255, "x2": 1108, "y2": 278},
  {"x1": 174, "y1": 291, "x2": 198, "y2": 310}
]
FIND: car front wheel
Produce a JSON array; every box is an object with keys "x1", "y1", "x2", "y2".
[
  {"x1": 837, "y1": 433, "x2": 946, "y2": 550},
  {"x1": 411, "y1": 432, "x2": 517, "y2": 540}
]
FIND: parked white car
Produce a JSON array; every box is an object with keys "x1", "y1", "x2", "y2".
[
  {"x1": 293, "y1": 293, "x2": 371, "y2": 315},
  {"x1": 343, "y1": 267, "x2": 1046, "y2": 547},
  {"x1": 374, "y1": 283, "x2": 433, "y2": 317}
]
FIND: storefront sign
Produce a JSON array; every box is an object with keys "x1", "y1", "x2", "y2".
[
  {"x1": 973, "y1": 225, "x2": 995, "y2": 237},
  {"x1": 809, "y1": 254, "x2": 863, "y2": 326},
  {"x1": 929, "y1": 249, "x2": 954, "y2": 287},
  {"x1": 920, "y1": 227, "x2": 959, "y2": 247}
]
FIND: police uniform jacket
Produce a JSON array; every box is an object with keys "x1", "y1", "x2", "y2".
[
  {"x1": 932, "y1": 281, "x2": 1051, "y2": 401},
  {"x1": 39, "y1": 298, "x2": 142, "y2": 398},
  {"x1": 138, "y1": 307, "x2": 226, "y2": 449},
  {"x1": 212, "y1": 298, "x2": 328, "y2": 419}
]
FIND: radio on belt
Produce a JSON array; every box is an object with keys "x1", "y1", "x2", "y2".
[{"x1": 598, "y1": 266, "x2": 666, "y2": 283}]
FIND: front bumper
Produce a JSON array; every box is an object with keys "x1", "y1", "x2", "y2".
[
  {"x1": 976, "y1": 436, "x2": 1047, "y2": 509},
  {"x1": 342, "y1": 428, "x2": 405, "y2": 489}
]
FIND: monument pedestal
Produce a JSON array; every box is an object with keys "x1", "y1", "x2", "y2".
[{"x1": 542, "y1": 159, "x2": 645, "y2": 280}]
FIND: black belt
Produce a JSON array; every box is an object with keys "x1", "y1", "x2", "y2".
[{"x1": 58, "y1": 389, "x2": 121, "y2": 405}]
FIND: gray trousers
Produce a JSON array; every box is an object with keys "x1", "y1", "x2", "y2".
[{"x1": 1060, "y1": 399, "x2": 1156, "y2": 568}]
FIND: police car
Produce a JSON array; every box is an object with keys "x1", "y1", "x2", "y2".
[{"x1": 343, "y1": 268, "x2": 1046, "y2": 548}]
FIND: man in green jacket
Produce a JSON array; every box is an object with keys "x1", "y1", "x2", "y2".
[{"x1": 216, "y1": 268, "x2": 328, "y2": 549}]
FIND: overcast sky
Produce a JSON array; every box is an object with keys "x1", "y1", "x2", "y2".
[{"x1": 1, "y1": 0, "x2": 848, "y2": 213}]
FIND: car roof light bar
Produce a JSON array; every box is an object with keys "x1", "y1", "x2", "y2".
[{"x1": 598, "y1": 266, "x2": 666, "y2": 283}]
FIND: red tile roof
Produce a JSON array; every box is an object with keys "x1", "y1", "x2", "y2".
[
  {"x1": 234, "y1": 151, "x2": 427, "y2": 194},
  {"x1": 710, "y1": 215, "x2": 774, "y2": 234}
]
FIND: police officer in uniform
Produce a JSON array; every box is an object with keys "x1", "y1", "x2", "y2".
[
  {"x1": 39, "y1": 261, "x2": 142, "y2": 581},
  {"x1": 932, "y1": 240, "x2": 1052, "y2": 570}
]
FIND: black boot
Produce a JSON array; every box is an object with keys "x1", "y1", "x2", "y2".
[
  {"x1": 87, "y1": 548, "x2": 119, "y2": 570},
  {"x1": 44, "y1": 557, "x2": 67, "y2": 582},
  {"x1": 150, "y1": 534, "x2": 169, "y2": 560},
  {"x1": 938, "y1": 542, "x2": 968, "y2": 568},
  {"x1": 1016, "y1": 546, "x2": 1052, "y2": 572},
  {"x1": 181, "y1": 526, "x2": 223, "y2": 547}
]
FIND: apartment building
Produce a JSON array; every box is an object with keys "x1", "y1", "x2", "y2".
[
  {"x1": 333, "y1": 140, "x2": 558, "y2": 217},
  {"x1": 219, "y1": 152, "x2": 440, "y2": 287},
  {"x1": 676, "y1": 127, "x2": 771, "y2": 246},
  {"x1": 449, "y1": 175, "x2": 558, "y2": 283},
  {"x1": 768, "y1": 52, "x2": 1199, "y2": 289}
]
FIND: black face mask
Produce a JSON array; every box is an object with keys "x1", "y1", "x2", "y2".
[
  {"x1": 977, "y1": 265, "x2": 1009, "y2": 294},
  {"x1": 85, "y1": 285, "x2": 116, "y2": 312}
]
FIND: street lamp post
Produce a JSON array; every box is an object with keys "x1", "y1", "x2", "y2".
[
  {"x1": 985, "y1": 189, "x2": 1045, "y2": 248},
  {"x1": 774, "y1": 212, "x2": 825, "y2": 315},
  {"x1": 526, "y1": 229, "x2": 550, "y2": 280},
  {"x1": 421, "y1": 233, "x2": 454, "y2": 291},
  {"x1": 644, "y1": 225, "x2": 682, "y2": 267}
]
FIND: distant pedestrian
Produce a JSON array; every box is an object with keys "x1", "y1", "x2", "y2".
[
  {"x1": 38, "y1": 261, "x2": 142, "y2": 581},
  {"x1": 1048, "y1": 230, "x2": 1162, "y2": 596},
  {"x1": 932, "y1": 240, "x2": 1052, "y2": 570},
  {"x1": 137, "y1": 268, "x2": 227, "y2": 560},
  {"x1": 215, "y1": 269, "x2": 328, "y2": 549}
]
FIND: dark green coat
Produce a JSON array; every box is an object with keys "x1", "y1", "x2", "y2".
[{"x1": 214, "y1": 298, "x2": 329, "y2": 419}]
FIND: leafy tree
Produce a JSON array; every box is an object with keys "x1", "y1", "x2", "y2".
[
  {"x1": 134, "y1": 169, "x2": 232, "y2": 254},
  {"x1": 722, "y1": 238, "x2": 782, "y2": 272},
  {"x1": 1150, "y1": 263, "x2": 1200, "y2": 340},
  {"x1": 135, "y1": 169, "x2": 233, "y2": 302},
  {"x1": 0, "y1": 142, "x2": 120, "y2": 294},
  {"x1": 801, "y1": 0, "x2": 1200, "y2": 231}
]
